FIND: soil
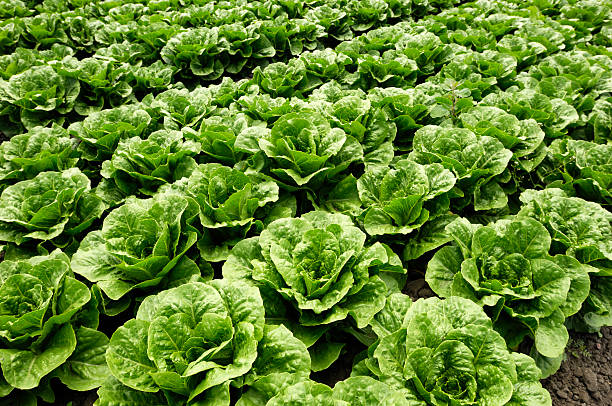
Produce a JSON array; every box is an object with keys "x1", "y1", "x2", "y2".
[
  {"x1": 404, "y1": 277, "x2": 436, "y2": 300},
  {"x1": 543, "y1": 326, "x2": 612, "y2": 406}
]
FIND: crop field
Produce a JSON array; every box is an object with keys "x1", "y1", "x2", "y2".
[{"x1": 0, "y1": 0, "x2": 611, "y2": 405}]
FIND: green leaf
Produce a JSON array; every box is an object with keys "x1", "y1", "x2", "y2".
[
  {"x1": 309, "y1": 340, "x2": 344, "y2": 372},
  {"x1": 334, "y1": 376, "x2": 415, "y2": 405},
  {"x1": 0, "y1": 323, "x2": 76, "y2": 390},
  {"x1": 106, "y1": 319, "x2": 157, "y2": 392},
  {"x1": 266, "y1": 380, "x2": 336, "y2": 406},
  {"x1": 247, "y1": 324, "x2": 311, "y2": 381},
  {"x1": 55, "y1": 327, "x2": 109, "y2": 391},
  {"x1": 96, "y1": 377, "x2": 169, "y2": 406}
]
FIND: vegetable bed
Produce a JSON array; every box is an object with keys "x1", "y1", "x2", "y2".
[{"x1": 0, "y1": 0, "x2": 611, "y2": 405}]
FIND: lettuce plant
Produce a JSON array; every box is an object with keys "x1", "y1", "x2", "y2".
[
  {"x1": 223, "y1": 211, "x2": 405, "y2": 330},
  {"x1": 518, "y1": 188, "x2": 612, "y2": 272},
  {"x1": 68, "y1": 104, "x2": 153, "y2": 161},
  {"x1": 542, "y1": 139, "x2": 611, "y2": 206},
  {"x1": 100, "y1": 129, "x2": 200, "y2": 197},
  {"x1": 426, "y1": 216, "x2": 591, "y2": 375},
  {"x1": 0, "y1": 65, "x2": 79, "y2": 129},
  {"x1": 146, "y1": 87, "x2": 213, "y2": 130},
  {"x1": 518, "y1": 188, "x2": 612, "y2": 333},
  {"x1": 459, "y1": 105, "x2": 546, "y2": 172},
  {"x1": 198, "y1": 112, "x2": 266, "y2": 165},
  {"x1": 356, "y1": 158, "x2": 456, "y2": 236},
  {"x1": 308, "y1": 82, "x2": 397, "y2": 166},
  {"x1": 0, "y1": 250, "x2": 108, "y2": 403},
  {"x1": 589, "y1": 97, "x2": 612, "y2": 143},
  {"x1": 71, "y1": 191, "x2": 200, "y2": 304},
  {"x1": 250, "y1": 111, "x2": 363, "y2": 189},
  {"x1": 0, "y1": 168, "x2": 105, "y2": 246},
  {"x1": 253, "y1": 59, "x2": 322, "y2": 99},
  {"x1": 163, "y1": 163, "x2": 289, "y2": 261},
  {"x1": 480, "y1": 88, "x2": 579, "y2": 139},
  {"x1": 99, "y1": 280, "x2": 310, "y2": 406},
  {"x1": 408, "y1": 125, "x2": 513, "y2": 211},
  {"x1": 56, "y1": 57, "x2": 134, "y2": 115},
  {"x1": 356, "y1": 295, "x2": 552, "y2": 405},
  {"x1": 238, "y1": 376, "x2": 410, "y2": 406},
  {"x1": 0, "y1": 124, "x2": 79, "y2": 190}
]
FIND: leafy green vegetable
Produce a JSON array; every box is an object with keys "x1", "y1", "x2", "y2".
[
  {"x1": 518, "y1": 188, "x2": 612, "y2": 270},
  {"x1": 223, "y1": 211, "x2": 405, "y2": 337},
  {"x1": 308, "y1": 81, "x2": 397, "y2": 166},
  {"x1": 0, "y1": 65, "x2": 79, "y2": 129},
  {"x1": 356, "y1": 157, "x2": 456, "y2": 235},
  {"x1": 408, "y1": 125, "x2": 513, "y2": 211},
  {"x1": 518, "y1": 188, "x2": 612, "y2": 333},
  {"x1": 100, "y1": 280, "x2": 310, "y2": 405},
  {"x1": 71, "y1": 190, "x2": 200, "y2": 304},
  {"x1": 69, "y1": 104, "x2": 153, "y2": 161},
  {"x1": 426, "y1": 216, "x2": 591, "y2": 375},
  {"x1": 459, "y1": 105, "x2": 546, "y2": 172},
  {"x1": 243, "y1": 111, "x2": 363, "y2": 189},
  {"x1": 541, "y1": 139, "x2": 612, "y2": 206},
  {"x1": 356, "y1": 295, "x2": 552, "y2": 405},
  {"x1": 0, "y1": 250, "x2": 108, "y2": 401},
  {"x1": 161, "y1": 163, "x2": 290, "y2": 261},
  {"x1": 100, "y1": 129, "x2": 200, "y2": 197},
  {"x1": 0, "y1": 124, "x2": 78, "y2": 190},
  {"x1": 0, "y1": 168, "x2": 105, "y2": 246}
]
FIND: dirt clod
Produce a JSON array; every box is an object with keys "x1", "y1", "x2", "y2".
[{"x1": 543, "y1": 327, "x2": 612, "y2": 406}]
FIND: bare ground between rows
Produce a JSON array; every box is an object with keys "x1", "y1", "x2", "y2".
[{"x1": 543, "y1": 327, "x2": 612, "y2": 406}]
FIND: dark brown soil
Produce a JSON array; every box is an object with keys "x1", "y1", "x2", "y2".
[
  {"x1": 543, "y1": 326, "x2": 612, "y2": 406},
  {"x1": 404, "y1": 277, "x2": 436, "y2": 300}
]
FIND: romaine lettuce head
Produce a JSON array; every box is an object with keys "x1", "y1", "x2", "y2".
[
  {"x1": 223, "y1": 211, "x2": 405, "y2": 329},
  {"x1": 242, "y1": 375, "x2": 410, "y2": 406},
  {"x1": 408, "y1": 125, "x2": 512, "y2": 211},
  {"x1": 68, "y1": 104, "x2": 153, "y2": 161},
  {"x1": 161, "y1": 163, "x2": 287, "y2": 262},
  {"x1": 480, "y1": 88, "x2": 579, "y2": 139},
  {"x1": 198, "y1": 111, "x2": 265, "y2": 165},
  {"x1": 257, "y1": 111, "x2": 363, "y2": 189},
  {"x1": 589, "y1": 97, "x2": 612, "y2": 143},
  {"x1": 0, "y1": 250, "x2": 108, "y2": 397},
  {"x1": 147, "y1": 87, "x2": 213, "y2": 130},
  {"x1": 459, "y1": 105, "x2": 546, "y2": 172},
  {"x1": 542, "y1": 139, "x2": 612, "y2": 206},
  {"x1": 100, "y1": 129, "x2": 200, "y2": 197},
  {"x1": 71, "y1": 191, "x2": 200, "y2": 303},
  {"x1": 0, "y1": 124, "x2": 79, "y2": 190},
  {"x1": 357, "y1": 295, "x2": 551, "y2": 406},
  {"x1": 308, "y1": 81, "x2": 397, "y2": 166},
  {"x1": 100, "y1": 280, "x2": 310, "y2": 405},
  {"x1": 426, "y1": 216, "x2": 591, "y2": 373},
  {"x1": 518, "y1": 188, "x2": 612, "y2": 269},
  {"x1": 0, "y1": 168, "x2": 105, "y2": 245},
  {"x1": 253, "y1": 59, "x2": 320, "y2": 99},
  {"x1": 357, "y1": 158, "x2": 456, "y2": 235},
  {"x1": 0, "y1": 65, "x2": 80, "y2": 129},
  {"x1": 518, "y1": 188, "x2": 612, "y2": 333}
]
